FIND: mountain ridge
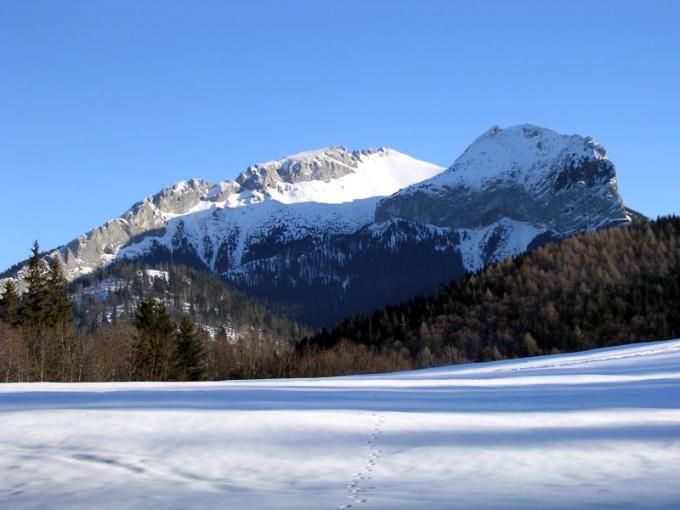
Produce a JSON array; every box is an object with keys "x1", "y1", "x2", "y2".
[{"x1": 2, "y1": 124, "x2": 632, "y2": 326}]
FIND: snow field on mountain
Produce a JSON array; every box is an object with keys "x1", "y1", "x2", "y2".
[
  {"x1": 1, "y1": 339, "x2": 679, "y2": 509},
  {"x1": 457, "y1": 218, "x2": 545, "y2": 272},
  {"x1": 264, "y1": 148, "x2": 443, "y2": 205},
  {"x1": 116, "y1": 149, "x2": 443, "y2": 272},
  {"x1": 423, "y1": 124, "x2": 608, "y2": 192}
]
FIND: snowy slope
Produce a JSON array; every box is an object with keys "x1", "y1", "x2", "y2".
[
  {"x1": 427, "y1": 123, "x2": 611, "y2": 191},
  {"x1": 258, "y1": 147, "x2": 443, "y2": 205},
  {"x1": 1, "y1": 339, "x2": 679, "y2": 509}
]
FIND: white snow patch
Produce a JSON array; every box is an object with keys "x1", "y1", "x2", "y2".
[
  {"x1": 266, "y1": 149, "x2": 443, "y2": 205},
  {"x1": 140, "y1": 269, "x2": 169, "y2": 282},
  {"x1": 458, "y1": 218, "x2": 545, "y2": 272},
  {"x1": 416, "y1": 124, "x2": 608, "y2": 192}
]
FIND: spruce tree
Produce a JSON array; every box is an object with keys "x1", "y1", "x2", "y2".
[
  {"x1": 46, "y1": 255, "x2": 79, "y2": 381},
  {"x1": 46, "y1": 255, "x2": 74, "y2": 327},
  {"x1": 0, "y1": 280, "x2": 21, "y2": 325},
  {"x1": 174, "y1": 315, "x2": 208, "y2": 381},
  {"x1": 21, "y1": 241, "x2": 49, "y2": 327},
  {"x1": 132, "y1": 298, "x2": 177, "y2": 381}
]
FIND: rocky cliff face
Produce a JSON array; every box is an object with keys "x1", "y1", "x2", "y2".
[
  {"x1": 237, "y1": 146, "x2": 376, "y2": 188},
  {"x1": 2, "y1": 126, "x2": 632, "y2": 326},
  {"x1": 375, "y1": 124, "x2": 628, "y2": 238},
  {"x1": 58, "y1": 179, "x2": 216, "y2": 278}
]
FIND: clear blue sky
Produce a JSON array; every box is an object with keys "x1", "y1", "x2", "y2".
[{"x1": 1, "y1": 0, "x2": 679, "y2": 270}]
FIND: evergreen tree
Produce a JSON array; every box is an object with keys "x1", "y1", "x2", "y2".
[
  {"x1": 21, "y1": 241, "x2": 49, "y2": 326},
  {"x1": 0, "y1": 280, "x2": 21, "y2": 325},
  {"x1": 132, "y1": 298, "x2": 177, "y2": 381},
  {"x1": 47, "y1": 255, "x2": 80, "y2": 381},
  {"x1": 20, "y1": 241, "x2": 52, "y2": 381},
  {"x1": 46, "y1": 255, "x2": 74, "y2": 327},
  {"x1": 174, "y1": 315, "x2": 208, "y2": 381}
]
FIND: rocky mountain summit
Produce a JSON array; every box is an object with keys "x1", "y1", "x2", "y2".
[
  {"x1": 2, "y1": 125, "x2": 632, "y2": 326},
  {"x1": 377, "y1": 124, "x2": 627, "y2": 235}
]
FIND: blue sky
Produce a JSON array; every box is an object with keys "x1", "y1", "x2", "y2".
[{"x1": 1, "y1": 0, "x2": 679, "y2": 270}]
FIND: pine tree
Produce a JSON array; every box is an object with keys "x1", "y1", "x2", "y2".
[
  {"x1": 21, "y1": 241, "x2": 49, "y2": 326},
  {"x1": 46, "y1": 255, "x2": 74, "y2": 327},
  {"x1": 174, "y1": 315, "x2": 208, "y2": 381},
  {"x1": 0, "y1": 280, "x2": 21, "y2": 325},
  {"x1": 132, "y1": 298, "x2": 177, "y2": 381}
]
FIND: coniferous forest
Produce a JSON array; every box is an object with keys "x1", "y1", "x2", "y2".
[
  {"x1": 1, "y1": 216, "x2": 679, "y2": 382},
  {"x1": 301, "y1": 216, "x2": 680, "y2": 365}
]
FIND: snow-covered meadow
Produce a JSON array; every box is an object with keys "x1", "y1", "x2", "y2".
[{"x1": 1, "y1": 340, "x2": 679, "y2": 509}]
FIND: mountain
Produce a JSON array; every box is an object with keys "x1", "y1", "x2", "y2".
[
  {"x1": 50, "y1": 146, "x2": 442, "y2": 281},
  {"x1": 1, "y1": 125, "x2": 632, "y2": 326},
  {"x1": 376, "y1": 124, "x2": 630, "y2": 270}
]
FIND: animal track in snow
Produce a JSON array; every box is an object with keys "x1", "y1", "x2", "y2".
[{"x1": 338, "y1": 412, "x2": 384, "y2": 508}]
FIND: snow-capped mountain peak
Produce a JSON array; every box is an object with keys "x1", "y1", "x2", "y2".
[
  {"x1": 231, "y1": 146, "x2": 443, "y2": 205},
  {"x1": 435, "y1": 123, "x2": 610, "y2": 191},
  {"x1": 120, "y1": 147, "x2": 443, "y2": 219}
]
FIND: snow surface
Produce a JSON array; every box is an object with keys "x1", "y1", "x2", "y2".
[
  {"x1": 457, "y1": 218, "x2": 546, "y2": 272},
  {"x1": 140, "y1": 269, "x2": 169, "y2": 282},
  {"x1": 263, "y1": 148, "x2": 443, "y2": 205},
  {"x1": 413, "y1": 124, "x2": 608, "y2": 192},
  {"x1": 1, "y1": 339, "x2": 679, "y2": 509}
]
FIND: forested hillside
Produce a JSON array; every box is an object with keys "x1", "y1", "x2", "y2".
[
  {"x1": 0, "y1": 246, "x2": 406, "y2": 382},
  {"x1": 0, "y1": 248, "x2": 308, "y2": 382},
  {"x1": 302, "y1": 216, "x2": 680, "y2": 366},
  {"x1": 71, "y1": 261, "x2": 305, "y2": 341}
]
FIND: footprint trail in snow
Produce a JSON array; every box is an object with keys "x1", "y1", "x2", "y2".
[{"x1": 339, "y1": 412, "x2": 384, "y2": 509}]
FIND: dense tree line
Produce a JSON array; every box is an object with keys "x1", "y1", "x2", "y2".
[
  {"x1": 0, "y1": 243, "x2": 216, "y2": 382},
  {"x1": 0, "y1": 307, "x2": 409, "y2": 383},
  {"x1": 301, "y1": 216, "x2": 680, "y2": 366},
  {"x1": 0, "y1": 242, "x2": 79, "y2": 381}
]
